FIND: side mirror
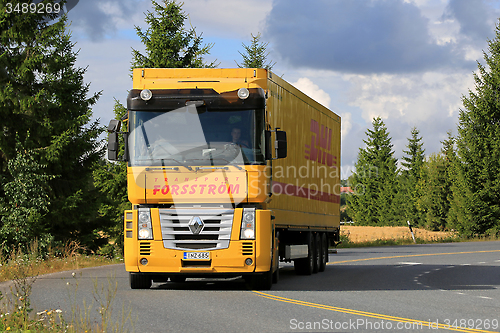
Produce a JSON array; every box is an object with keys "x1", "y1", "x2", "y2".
[
  {"x1": 108, "y1": 119, "x2": 121, "y2": 132},
  {"x1": 265, "y1": 130, "x2": 272, "y2": 160},
  {"x1": 108, "y1": 132, "x2": 119, "y2": 161},
  {"x1": 107, "y1": 119, "x2": 121, "y2": 161},
  {"x1": 275, "y1": 130, "x2": 287, "y2": 159}
]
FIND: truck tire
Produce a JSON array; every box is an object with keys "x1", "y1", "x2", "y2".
[
  {"x1": 313, "y1": 233, "x2": 321, "y2": 274},
  {"x1": 170, "y1": 276, "x2": 186, "y2": 283},
  {"x1": 272, "y1": 265, "x2": 279, "y2": 284},
  {"x1": 130, "y1": 273, "x2": 151, "y2": 289},
  {"x1": 294, "y1": 232, "x2": 314, "y2": 275},
  {"x1": 319, "y1": 233, "x2": 328, "y2": 272},
  {"x1": 272, "y1": 231, "x2": 279, "y2": 284},
  {"x1": 246, "y1": 270, "x2": 273, "y2": 290}
]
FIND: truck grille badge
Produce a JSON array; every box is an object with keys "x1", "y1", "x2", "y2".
[{"x1": 188, "y1": 216, "x2": 204, "y2": 235}]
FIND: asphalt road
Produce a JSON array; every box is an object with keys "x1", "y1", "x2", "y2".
[{"x1": 19, "y1": 241, "x2": 500, "y2": 332}]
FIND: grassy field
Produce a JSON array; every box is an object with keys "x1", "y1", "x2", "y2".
[
  {"x1": 342, "y1": 225, "x2": 456, "y2": 242},
  {"x1": 339, "y1": 225, "x2": 459, "y2": 247}
]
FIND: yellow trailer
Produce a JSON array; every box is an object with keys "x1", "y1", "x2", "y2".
[{"x1": 107, "y1": 68, "x2": 340, "y2": 290}]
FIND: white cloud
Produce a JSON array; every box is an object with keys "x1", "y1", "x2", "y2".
[
  {"x1": 340, "y1": 112, "x2": 352, "y2": 140},
  {"x1": 182, "y1": 0, "x2": 272, "y2": 39},
  {"x1": 292, "y1": 77, "x2": 331, "y2": 109},
  {"x1": 343, "y1": 71, "x2": 471, "y2": 124}
]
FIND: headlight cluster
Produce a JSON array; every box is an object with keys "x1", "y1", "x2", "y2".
[
  {"x1": 138, "y1": 208, "x2": 153, "y2": 240},
  {"x1": 240, "y1": 208, "x2": 255, "y2": 240}
]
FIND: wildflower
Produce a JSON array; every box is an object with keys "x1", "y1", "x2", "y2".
[{"x1": 72, "y1": 272, "x2": 76, "y2": 277}]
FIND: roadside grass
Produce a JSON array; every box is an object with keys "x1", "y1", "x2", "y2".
[
  {"x1": 0, "y1": 242, "x2": 130, "y2": 332},
  {"x1": 0, "y1": 241, "x2": 121, "y2": 283}
]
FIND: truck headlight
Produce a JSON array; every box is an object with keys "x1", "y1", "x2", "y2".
[
  {"x1": 240, "y1": 208, "x2": 255, "y2": 240},
  {"x1": 138, "y1": 208, "x2": 153, "y2": 240}
]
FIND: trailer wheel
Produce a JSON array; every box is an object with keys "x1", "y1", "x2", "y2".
[
  {"x1": 294, "y1": 232, "x2": 314, "y2": 275},
  {"x1": 272, "y1": 231, "x2": 280, "y2": 284},
  {"x1": 129, "y1": 273, "x2": 151, "y2": 289},
  {"x1": 313, "y1": 233, "x2": 321, "y2": 273},
  {"x1": 319, "y1": 233, "x2": 328, "y2": 272}
]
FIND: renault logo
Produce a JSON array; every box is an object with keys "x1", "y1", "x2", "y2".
[{"x1": 188, "y1": 216, "x2": 204, "y2": 235}]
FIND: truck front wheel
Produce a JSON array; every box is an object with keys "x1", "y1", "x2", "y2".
[
  {"x1": 245, "y1": 270, "x2": 272, "y2": 290},
  {"x1": 129, "y1": 272, "x2": 152, "y2": 289}
]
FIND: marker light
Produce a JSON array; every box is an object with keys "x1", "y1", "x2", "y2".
[
  {"x1": 140, "y1": 89, "x2": 152, "y2": 101},
  {"x1": 237, "y1": 88, "x2": 249, "y2": 100}
]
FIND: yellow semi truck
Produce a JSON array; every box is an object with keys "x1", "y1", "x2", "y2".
[{"x1": 107, "y1": 68, "x2": 341, "y2": 290}]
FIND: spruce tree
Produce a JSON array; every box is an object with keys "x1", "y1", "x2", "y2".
[
  {"x1": 452, "y1": 20, "x2": 500, "y2": 237},
  {"x1": 95, "y1": 0, "x2": 216, "y2": 253},
  {"x1": 236, "y1": 33, "x2": 275, "y2": 70},
  {"x1": 348, "y1": 117, "x2": 399, "y2": 225},
  {"x1": 422, "y1": 132, "x2": 455, "y2": 231},
  {"x1": 0, "y1": 1, "x2": 103, "y2": 249},
  {"x1": 131, "y1": 0, "x2": 215, "y2": 70},
  {"x1": 421, "y1": 153, "x2": 449, "y2": 231},
  {"x1": 93, "y1": 100, "x2": 128, "y2": 256},
  {"x1": 400, "y1": 127, "x2": 426, "y2": 226}
]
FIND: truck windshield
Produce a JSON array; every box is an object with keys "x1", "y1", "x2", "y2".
[{"x1": 128, "y1": 105, "x2": 266, "y2": 167}]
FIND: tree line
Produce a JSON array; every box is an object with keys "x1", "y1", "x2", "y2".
[
  {"x1": 346, "y1": 23, "x2": 500, "y2": 238},
  {"x1": 1, "y1": 0, "x2": 499, "y2": 256},
  {"x1": 0, "y1": 0, "x2": 273, "y2": 255}
]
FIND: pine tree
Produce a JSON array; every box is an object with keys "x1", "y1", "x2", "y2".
[
  {"x1": 94, "y1": 0, "x2": 216, "y2": 253},
  {"x1": 348, "y1": 117, "x2": 399, "y2": 225},
  {"x1": 236, "y1": 33, "x2": 275, "y2": 70},
  {"x1": 420, "y1": 153, "x2": 449, "y2": 231},
  {"x1": 400, "y1": 127, "x2": 426, "y2": 226},
  {"x1": 93, "y1": 100, "x2": 128, "y2": 256},
  {"x1": 421, "y1": 132, "x2": 455, "y2": 231},
  {"x1": 451, "y1": 20, "x2": 500, "y2": 237},
  {"x1": 0, "y1": 1, "x2": 103, "y2": 249},
  {"x1": 131, "y1": 0, "x2": 216, "y2": 70}
]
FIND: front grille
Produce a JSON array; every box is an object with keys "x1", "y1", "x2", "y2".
[{"x1": 160, "y1": 208, "x2": 234, "y2": 250}]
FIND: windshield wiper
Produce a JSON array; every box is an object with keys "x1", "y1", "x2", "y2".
[
  {"x1": 185, "y1": 158, "x2": 244, "y2": 170},
  {"x1": 160, "y1": 158, "x2": 193, "y2": 171}
]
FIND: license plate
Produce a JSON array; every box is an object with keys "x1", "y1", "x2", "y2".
[{"x1": 183, "y1": 252, "x2": 210, "y2": 260}]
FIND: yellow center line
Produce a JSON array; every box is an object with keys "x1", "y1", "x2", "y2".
[
  {"x1": 327, "y1": 249, "x2": 500, "y2": 265},
  {"x1": 252, "y1": 291, "x2": 496, "y2": 333},
  {"x1": 251, "y1": 249, "x2": 500, "y2": 333}
]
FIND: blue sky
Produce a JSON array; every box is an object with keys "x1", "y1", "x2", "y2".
[{"x1": 65, "y1": 0, "x2": 500, "y2": 178}]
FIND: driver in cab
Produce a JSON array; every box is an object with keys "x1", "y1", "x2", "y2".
[{"x1": 231, "y1": 127, "x2": 249, "y2": 148}]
